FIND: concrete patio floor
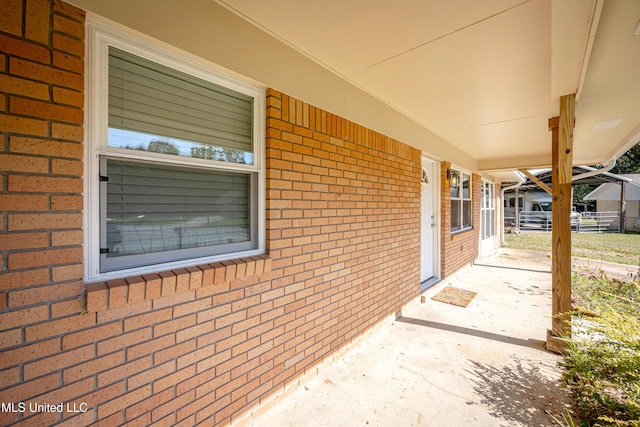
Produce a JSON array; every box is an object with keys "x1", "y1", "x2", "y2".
[{"x1": 245, "y1": 248, "x2": 577, "y2": 427}]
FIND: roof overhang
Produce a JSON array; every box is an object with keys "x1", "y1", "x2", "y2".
[
  {"x1": 68, "y1": 0, "x2": 640, "y2": 180},
  {"x1": 216, "y1": 0, "x2": 640, "y2": 176}
]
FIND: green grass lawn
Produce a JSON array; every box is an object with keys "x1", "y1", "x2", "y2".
[
  {"x1": 505, "y1": 231, "x2": 640, "y2": 425},
  {"x1": 566, "y1": 271, "x2": 640, "y2": 426},
  {"x1": 504, "y1": 231, "x2": 640, "y2": 266}
]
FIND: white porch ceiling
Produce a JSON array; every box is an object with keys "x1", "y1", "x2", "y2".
[{"x1": 218, "y1": 0, "x2": 640, "y2": 175}]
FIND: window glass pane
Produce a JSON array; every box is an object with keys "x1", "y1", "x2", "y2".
[
  {"x1": 463, "y1": 200, "x2": 472, "y2": 227},
  {"x1": 488, "y1": 183, "x2": 494, "y2": 207},
  {"x1": 483, "y1": 182, "x2": 488, "y2": 209},
  {"x1": 481, "y1": 210, "x2": 487, "y2": 240},
  {"x1": 108, "y1": 47, "x2": 254, "y2": 164},
  {"x1": 481, "y1": 183, "x2": 485, "y2": 208},
  {"x1": 540, "y1": 202, "x2": 552, "y2": 211},
  {"x1": 483, "y1": 210, "x2": 495, "y2": 240},
  {"x1": 462, "y1": 173, "x2": 470, "y2": 199},
  {"x1": 480, "y1": 181, "x2": 495, "y2": 240},
  {"x1": 107, "y1": 129, "x2": 254, "y2": 164},
  {"x1": 451, "y1": 200, "x2": 461, "y2": 231},
  {"x1": 103, "y1": 159, "x2": 252, "y2": 270},
  {"x1": 489, "y1": 210, "x2": 495, "y2": 237}
]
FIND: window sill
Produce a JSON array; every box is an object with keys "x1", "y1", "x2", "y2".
[
  {"x1": 451, "y1": 227, "x2": 473, "y2": 237},
  {"x1": 85, "y1": 254, "x2": 272, "y2": 313}
]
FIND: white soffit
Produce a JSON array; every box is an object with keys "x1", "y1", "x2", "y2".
[
  {"x1": 69, "y1": 0, "x2": 640, "y2": 171},
  {"x1": 217, "y1": 0, "x2": 609, "y2": 170},
  {"x1": 574, "y1": 0, "x2": 640, "y2": 165}
]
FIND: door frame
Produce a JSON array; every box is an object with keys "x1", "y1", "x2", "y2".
[{"x1": 420, "y1": 156, "x2": 441, "y2": 288}]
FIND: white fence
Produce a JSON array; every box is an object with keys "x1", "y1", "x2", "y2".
[
  {"x1": 575, "y1": 211, "x2": 620, "y2": 233},
  {"x1": 504, "y1": 211, "x2": 620, "y2": 233}
]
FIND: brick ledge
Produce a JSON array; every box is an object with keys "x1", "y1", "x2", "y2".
[{"x1": 85, "y1": 255, "x2": 272, "y2": 312}]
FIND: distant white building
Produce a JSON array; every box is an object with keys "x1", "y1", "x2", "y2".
[{"x1": 584, "y1": 174, "x2": 640, "y2": 231}]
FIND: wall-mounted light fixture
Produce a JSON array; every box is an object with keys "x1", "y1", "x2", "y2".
[{"x1": 447, "y1": 169, "x2": 459, "y2": 188}]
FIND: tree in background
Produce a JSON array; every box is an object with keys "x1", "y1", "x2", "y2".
[
  {"x1": 612, "y1": 141, "x2": 640, "y2": 174},
  {"x1": 147, "y1": 140, "x2": 180, "y2": 155},
  {"x1": 574, "y1": 141, "x2": 640, "y2": 210},
  {"x1": 573, "y1": 184, "x2": 597, "y2": 211}
]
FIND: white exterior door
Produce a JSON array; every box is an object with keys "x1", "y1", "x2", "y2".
[{"x1": 421, "y1": 161, "x2": 434, "y2": 282}]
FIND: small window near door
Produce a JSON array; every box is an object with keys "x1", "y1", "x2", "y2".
[
  {"x1": 481, "y1": 180, "x2": 495, "y2": 240},
  {"x1": 450, "y1": 169, "x2": 471, "y2": 232}
]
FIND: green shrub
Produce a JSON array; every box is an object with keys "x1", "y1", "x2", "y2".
[{"x1": 564, "y1": 268, "x2": 640, "y2": 426}]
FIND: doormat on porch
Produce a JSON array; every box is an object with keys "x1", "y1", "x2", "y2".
[{"x1": 431, "y1": 286, "x2": 477, "y2": 308}]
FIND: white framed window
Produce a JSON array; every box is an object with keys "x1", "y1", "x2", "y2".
[
  {"x1": 481, "y1": 180, "x2": 495, "y2": 240},
  {"x1": 450, "y1": 169, "x2": 472, "y2": 232},
  {"x1": 84, "y1": 20, "x2": 265, "y2": 281}
]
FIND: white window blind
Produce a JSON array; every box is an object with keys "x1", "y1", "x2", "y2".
[
  {"x1": 102, "y1": 159, "x2": 254, "y2": 272},
  {"x1": 108, "y1": 47, "x2": 253, "y2": 161}
]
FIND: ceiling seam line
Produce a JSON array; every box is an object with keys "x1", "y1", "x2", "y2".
[
  {"x1": 463, "y1": 113, "x2": 550, "y2": 129},
  {"x1": 366, "y1": 0, "x2": 531, "y2": 70}
]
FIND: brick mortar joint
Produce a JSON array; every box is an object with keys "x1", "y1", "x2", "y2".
[{"x1": 85, "y1": 254, "x2": 273, "y2": 313}]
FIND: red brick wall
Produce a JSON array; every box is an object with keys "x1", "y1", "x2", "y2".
[
  {"x1": 440, "y1": 162, "x2": 481, "y2": 278},
  {"x1": 0, "y1": 3, "x2": 421, "y2": 424},
  {"x1": 265, "y1": 89, "x2": 421, "y2": 358}
]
